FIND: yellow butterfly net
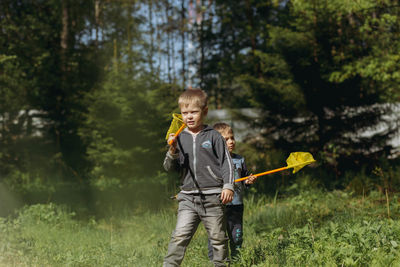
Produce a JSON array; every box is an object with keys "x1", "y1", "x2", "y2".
[
  {"x1": 165, "y1": 113, "x2": 185, "y2": 142},
  {"x1": 286, "y1": 152, "x2": 316, "y2": 173},
  {"x1": 235, "y1": 152, "x2": 316, "y2": 182}
]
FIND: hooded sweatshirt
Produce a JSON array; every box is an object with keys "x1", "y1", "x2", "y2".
[{"x1": 163, "y1": 125, "x2": 234, "y2": 194}]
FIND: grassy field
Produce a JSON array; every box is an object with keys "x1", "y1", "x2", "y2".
[{"x1": 0, "y1": 187, "x2": 399, "y2": 266}]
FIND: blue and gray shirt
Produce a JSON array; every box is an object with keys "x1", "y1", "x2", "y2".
[{"x1": 228, "y1": 153, "x2": 250, "y2": 206}]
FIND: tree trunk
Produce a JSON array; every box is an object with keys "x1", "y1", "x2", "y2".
[
  {"x1": 61, "y1": 0, "x2": 68, "y2": 74},
  {"x1": 165, "y1": 0, "x2": 172, "y2": 84},
  {"x1": 95, "y1": 0, "x2": 100, "y2": 47},
  {"x1": 113, "y1": 38, "x2": 118, "y2": 72},
  {"x1": 246, "y1": 0, "x2": 259, "y2": 77},
  {"x1": 197, "y1": 0, "x2": 205, "y2": 88},
  {"x1": 56, "y1": 0, "x2": 69, "y2": 174},
  {"x1": 127, "y1": 0, "x2": 133, "y2": 74},
  {"x1": 180, "y1": 0, "x2": 186, "y2": 88},
  {"x1": 148, "y1": 0, "x2": 154, "y2": 73}
]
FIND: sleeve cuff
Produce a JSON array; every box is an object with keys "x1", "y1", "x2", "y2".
[
  {"x1": 223, "y1": 183, "x2": 234, "y2": 192},
  {"x1": 166, "y1": 151, "x2": 179, "y2": 159}
]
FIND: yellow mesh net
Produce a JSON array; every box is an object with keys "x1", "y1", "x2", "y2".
[
  {"x1": 235, "y1": 151, "x2": 316, "y2": 182},
  {"x1": 165, "y1": 113, "x2": 184, "y2": 140},
  {"x1": 286, "y1": 152, "x2": 316, "y2": 174}
]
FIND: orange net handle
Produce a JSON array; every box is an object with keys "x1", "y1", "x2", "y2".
[
  {"x1": 168, "y1": 123, "x2": 186, "y2": 145},
  {"x1": 235, "y1": 166, "x2": 288, "y2": 183}
]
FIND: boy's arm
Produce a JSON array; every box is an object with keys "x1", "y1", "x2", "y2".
[
  {"x1": 215, "y1": 135, "x2": 234, "y2": 192},
  {"x1": 163, "y1": 134, "x2": 180, "y2": 172},
  {"x1": 163, "y1": 149, "x2": 179, "y2": 172},
  {"x1": 242, "y1": 158, "x2": 257, "y2": 185}
]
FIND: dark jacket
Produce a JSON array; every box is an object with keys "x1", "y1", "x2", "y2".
[
  {"x1": 228, "y1": 153, "x2": 250, "y2": 205},
  {"x1": 163, "y1": 125, "x2": 234, "y2": 193}
]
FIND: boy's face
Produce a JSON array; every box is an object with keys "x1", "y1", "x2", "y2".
[
  {"x1": 221, "y1": 131, "x2": 235, "y2": 153},
  {"x1": 180, "y1": 103, "x2": 208, "y2": 133}
]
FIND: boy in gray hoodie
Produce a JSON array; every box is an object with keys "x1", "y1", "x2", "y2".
[{"x1": 163, "y1": 89, "x2": 234, "y2": 267}]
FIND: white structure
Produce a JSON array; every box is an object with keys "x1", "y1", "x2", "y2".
[
  {"x1": 207, "y1": 108, "x2": 260, "y2": 142},
  {"x1": 207, "y1": 107, "x2": 400, "y2": 157}
]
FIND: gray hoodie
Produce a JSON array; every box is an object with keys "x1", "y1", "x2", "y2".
[{"x1": 163, "y1": 125, "x2": 234, "y2": 193}]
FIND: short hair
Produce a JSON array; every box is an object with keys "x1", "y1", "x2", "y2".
[
  {"x1": 178, "y1": 88, "x2": 208, "y2": 109},
  {"x1": 213, "y1": 122, "x2": 233, "y2": 136}
]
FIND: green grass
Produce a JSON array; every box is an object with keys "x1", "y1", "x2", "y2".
[{"x1": 0, "y1": 189, "x2": 399, "y2": 266}]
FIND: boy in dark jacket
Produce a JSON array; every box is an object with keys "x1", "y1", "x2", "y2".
[
  {"x1": 163, "y1": 89, "x2": 234, "y2": 267},
  {"x1": 208, "y1": 123, "x2": 257, "y2": 260}
]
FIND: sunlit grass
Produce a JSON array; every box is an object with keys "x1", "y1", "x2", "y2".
[{"x1": 1, "y1": 189, "x2": 399, "y2": 266}]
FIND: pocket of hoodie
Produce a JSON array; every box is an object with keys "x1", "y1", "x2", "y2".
[{"x1": 206, "y1": 166, "x2": 223, "y2": 183}]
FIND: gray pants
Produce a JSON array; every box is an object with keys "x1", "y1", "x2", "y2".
[{"x1": 163, "y1": 192, "x2": 229, "y2": 267}]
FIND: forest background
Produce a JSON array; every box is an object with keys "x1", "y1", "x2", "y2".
[{"x1": 1, "y1": 0, "x2": 400, "y2": 265}]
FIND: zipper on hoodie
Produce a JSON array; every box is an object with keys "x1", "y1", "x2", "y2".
[{"x1": 193, "y1": 134, "x2": 197, "y2": 183}]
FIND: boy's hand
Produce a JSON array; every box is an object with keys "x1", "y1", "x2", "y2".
[
  {"x1": 245, "y1": 174, "x2": 257, "y2": 185},
  {"x1": 167, "y1": 133, "x2": 177, "y2": 154},
  {"x1": 220, "y1": 189, "x2": 233, "y2": 204}
]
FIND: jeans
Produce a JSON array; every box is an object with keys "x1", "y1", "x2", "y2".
[
  {"x1": 208, "y1": 204, "x2": 244, "y2": 260},
  {"x1": 163, "y1": 192, "x2": 229, "y2": 267}
]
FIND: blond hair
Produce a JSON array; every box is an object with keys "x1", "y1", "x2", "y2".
[
  {"x1": 178, "y1": 88, "x2": 208, "y2": 109},
  {"x1": 213, "y1": 122, "x2": 233, "y2": 136}
]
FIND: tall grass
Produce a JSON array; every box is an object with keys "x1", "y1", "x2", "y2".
[
  {"x1": 1, "y1": 188, "x2": 399, "y2": 266},
  {"x1": 236, "y1": 190, "x2": 400, "y2": 266}
]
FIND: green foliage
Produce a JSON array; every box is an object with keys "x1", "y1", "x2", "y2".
[
  {"x1": 1, "y1": 187, "x2": 399, "y2": 266},
  {"x1": 79, "y1": 69, "x2": 175, "y2": 184},
  {"x1": 235, "y1": 141, "x2": 294, "y2": 194},
  {"x1": 2, "y1": 170, "x2": 56, "y2": 194},
  {"x1": 14, "y1": 203, "x2": 76, "y2": 226},
  {"x1": 2, "y1": 0, "x2": 400, "y2": 223},
  {"x1": 235, "y1": 188, "x2": 400, "y2": 266},
  {"x1": 0, "y1": 203, "x2": 177, "y2": 266},
  {"x1": 196, "y1": 0, "x2": 400, "y2": 173},
  {"x1": 237, "y1": 218, "x2": 400, "y2": 266},
  {"x1": 0, "y1": 0, "x2": 102, "y2": 180},
  {"x1": 0, "y1": 0, "x2": 183, "y2": 186},
  {"x1": 344, "y1": 160, "x2": 400, "y2": 195}
]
